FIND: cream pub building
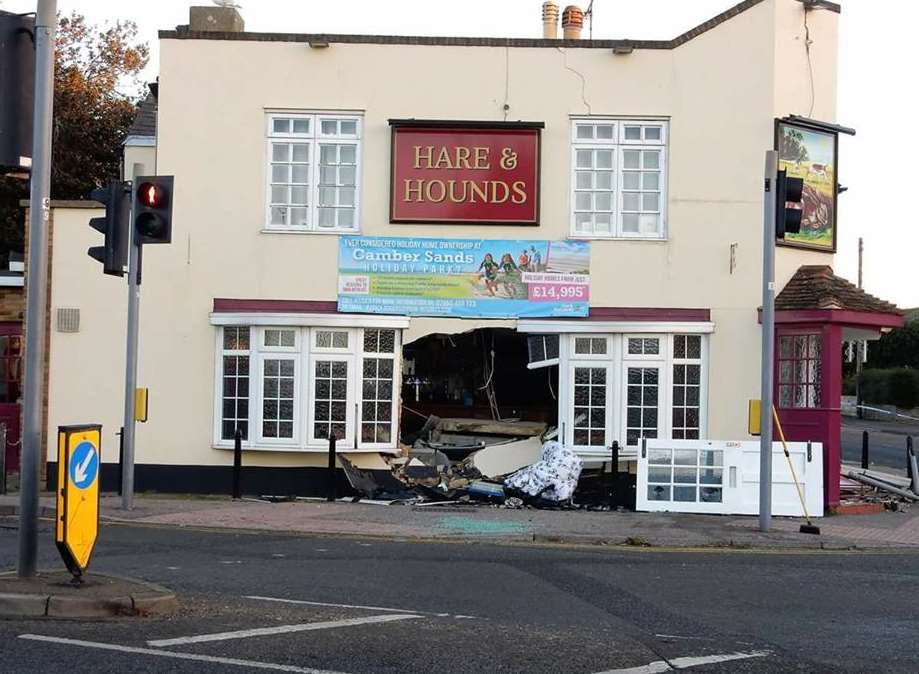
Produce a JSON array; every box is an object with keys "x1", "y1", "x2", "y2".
[{"x1": 43, "y1": 0, "x2": 903, "y2": 508}]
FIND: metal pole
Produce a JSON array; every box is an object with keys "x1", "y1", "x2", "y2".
[
  {"x1": 861, "y1": 430, "x2": 869, "y2": 470},
  {"x1": 609, "y1": 440, "x2": 619, "y2": 508},
  {"x1": 855, "y1": 237, "x2": 864, "y2": 419},
  {"x1": 121, "y1": 232, "x2": 140, "y2": 509},
  {"x1": 117, "y1": 427, "x2": 124, "y2": 496},
  {"x1": 907, "y1": 436, "x2": 914, "y2": 483},
  {"x1": 18, "y1": 0, "x2": 57, "y2": 578},
  {"x1": 759, "y1": 150, "x2": 777, "y2": 532},
  {"x1": 327, "y1": 434, "x2": 337, "y2": 502},
  {"x1": 232, "y1": 427, "x2": 242, "y2": 499},
  {"x1": 0, "y1": 424, "x2": 7, "y2": 495},
  {"x1": 857, "y1": 237, "x2": 863, "y2": 289}
]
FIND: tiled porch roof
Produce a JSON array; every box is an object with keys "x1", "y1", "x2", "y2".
[{"x1": 776, "y1": 265, "x2": 902, "y2": 315}]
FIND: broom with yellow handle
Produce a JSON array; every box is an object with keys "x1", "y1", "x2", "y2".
[{"x1": 771, "y1": 405, "x2": 821, "y2": 535}]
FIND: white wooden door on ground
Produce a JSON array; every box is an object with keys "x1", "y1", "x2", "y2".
[{"x1": 636, "y1": 439, "x2": 824, "y2": 517}]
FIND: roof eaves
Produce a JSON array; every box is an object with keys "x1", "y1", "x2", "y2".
[{"x1": 158, "y1": 0, "x2": 831, "y2": 50}]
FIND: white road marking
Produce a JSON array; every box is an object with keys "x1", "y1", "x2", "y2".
[
  {"x1": 147, "y1": 613, "x2": 422, "y2": 647},
  {"x1": 598, "y1": 662, "x2": 672, "y2": 674},
  {"x1": 18, "y1": 634, "x2": 351, "y2": 674},
  {"x1": 593, "y1": 650, "x2": 771, "y2": 674},
  {"x1": 653, "y1": 634, "x2": 712, "y2": 641},
  {"x1": 244, "y1": 594, "x2": 480, "y2": 619},
  {"x1": 669, "y1": 650, "x2": 771, "y2": 668}
]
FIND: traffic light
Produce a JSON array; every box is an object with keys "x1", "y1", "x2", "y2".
[
  {"x1": 775, "y1": 169, "x2": 804, "y2": 240},
  {"x1": 88, "y1": 181, "x2": 130, "y2": 276},
  {"x1": 134, "y1": 176, "x2": 174, "y2": 244}
]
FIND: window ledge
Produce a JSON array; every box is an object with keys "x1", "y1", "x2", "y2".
[
  {"x1": 569, "y1": 235, "x2": 668, "y2": 242},
  {"x1": 213, "y1": 443, "x2": 398, "y2": 454},
  {"x1": 261, "y1": 228, "x2": 360, "y2": 236}
]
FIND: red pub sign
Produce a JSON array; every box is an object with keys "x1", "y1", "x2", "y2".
[{"x1": 389, "y1": 120, "x2": 542, "y2": 225}]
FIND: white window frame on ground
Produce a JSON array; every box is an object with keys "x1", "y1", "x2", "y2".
[
  {"x1": 554, "y1": 332, "x2": 709, "y2": 459},
  {"x1": 569, "y1": 118, "x2": 668, "y2": 240},
  {"x1": 265, "y1": 111, "x2": 362, "y2": 234},
  {"x1": 213, "y1": 324, "x2": 402, "y2": 452}
]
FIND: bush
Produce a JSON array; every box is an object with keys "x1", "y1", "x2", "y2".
[
  {"x1": 858, "y1": 368, "x2": 919, "y2": 409},
  {"x1": 889, "y1": 369, "x2": 919, "y2": 409}
]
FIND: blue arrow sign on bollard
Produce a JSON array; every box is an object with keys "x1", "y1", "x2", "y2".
[{"x1": 68, "y1": 441, "x2": 99, "y2": 490}]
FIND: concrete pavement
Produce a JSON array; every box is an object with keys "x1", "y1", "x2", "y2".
[{"x1": 3, "y1": 491, "x2": 918, "y2": 550}]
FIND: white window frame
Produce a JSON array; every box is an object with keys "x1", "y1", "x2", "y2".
[
  {"x1": 621, "y1": 360, "x2": 666, "y2": 450},
  {"x1": 306, "y1": 352, "x2": 356, "y2": 447},
  {"x1": 358, "y1": 331, "x2": 400, "y2": 449},
  {"x1": 555, "y1": 333, "x2": 708, "y2": 460},
  {"x1": 569, "y1": 117, "x2": 668, "y2": 240},
  {"x1": 213, "y1": 325, "x2": 401, "y2": 453},
  {"x1": 566, "y1": 360, "x2": 615, "y2": 451},
  {"x1": 264, "y1": 111, "x2": 363, "y2": 234},
  {"x1": 256, "y1": 351, "x2": 301, "y2": 446}
]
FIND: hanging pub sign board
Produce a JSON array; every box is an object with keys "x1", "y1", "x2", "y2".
[
  {"x1": 775, "y1": 119, "x2": 838, "y2": 252},
  {"x1": 389, "y1": 120, "x2": 542, "y2": 225},
  {"x1": 338, "y1": 235, "x2": 590, "y2": 318},
  {"x1": 56, "y1": 424, "x2": 102, "y2": 577}
]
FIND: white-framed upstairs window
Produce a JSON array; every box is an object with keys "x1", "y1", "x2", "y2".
[
  {"x1": 265, "y1": 112, "x2": 361, "y2": 233},
  {"x1": 215, "y1": 325, "x2": 401, "y2": 452},
  {"x1": 570, "y1": 118, "x2": 667, "y2": 240}
]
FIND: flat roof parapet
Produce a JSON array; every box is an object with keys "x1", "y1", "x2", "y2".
[{"x1": 159, "y1": 0, "x2": 840, "y2": 50}]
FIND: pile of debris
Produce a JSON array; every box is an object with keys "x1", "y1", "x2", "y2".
[
  {"x1": 336, "y1": 416, "x2": 619, "y2": 509},
  {"x1": 842, "y1": 464, "x2": 919, "y2": 511}
]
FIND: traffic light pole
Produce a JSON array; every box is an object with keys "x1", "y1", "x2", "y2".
[
  {"x1": 18, "y1": 0, "x2": 57, "y2": 578},
  {"x1": 121, "y1": 232, "x2": 141, "y2": 510},
  {"x1": 759, "y1": 150, "x2": 778, "y2": 533}
]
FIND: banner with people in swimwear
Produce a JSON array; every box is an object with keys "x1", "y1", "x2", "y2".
[{"x1": 337, "y1": 236, "x2": 590, "y2": 318}]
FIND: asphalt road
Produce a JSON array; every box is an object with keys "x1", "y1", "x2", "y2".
[
  {"x1": 1, "y1": 520, "x2": 918, "y2": 674},
  {"x1": 841, "y1": 417, "x2": 916, "y2": 472}
]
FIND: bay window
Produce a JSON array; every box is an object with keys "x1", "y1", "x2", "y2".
[
  {"x1": 558, "y1": 333, "x2": 708, "y2": 455},
  {"x1": 215, "y1": 326, "x2": 400, "y2": 450}
]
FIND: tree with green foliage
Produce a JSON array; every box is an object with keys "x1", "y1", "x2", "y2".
[
  {"x1": 0, "y1": 11, "x2": 148, "y2": 264},
  {"x1": 865, "y1": 322, "x2": 919, "y2": 370}
]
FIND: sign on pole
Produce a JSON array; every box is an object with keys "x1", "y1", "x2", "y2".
[{"x1": 55, "y1": 424, "x2": 101, "y2": 577}]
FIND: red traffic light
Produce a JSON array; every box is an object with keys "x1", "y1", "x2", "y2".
[{"x1": 137, "y1": 182, "x2": 167, "y2": 208}]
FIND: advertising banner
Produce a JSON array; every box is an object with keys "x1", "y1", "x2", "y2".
[
  {"x1": 338, "y1": 236, "x2": 590, "y2": 318},
  {"x1": 776, "y1": 119, "x2": 838, "y2": 252},
  {"x1": 389, "y1": 121, "x2": 541, "y2": 225}
]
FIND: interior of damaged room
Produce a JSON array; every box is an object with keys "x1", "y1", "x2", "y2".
[{"x1": 327, "y1": 327, "x2": 631, "y2": 511}]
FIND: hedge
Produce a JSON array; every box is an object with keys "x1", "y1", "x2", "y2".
[{"x1": 845, "y1": 368, "x2": 919, "y2": 409}]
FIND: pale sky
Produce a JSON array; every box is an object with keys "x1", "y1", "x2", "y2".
[{"x1": 4, "y1": 0, "x2": 916, "y2": 308}]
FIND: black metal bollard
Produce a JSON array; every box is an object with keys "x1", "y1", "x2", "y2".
[
  {"x1": 908, "y1": 436, "x2": 914, "y2": 481},
  {"x1": 232, "y1": 427, "x2": 242, "y2": 500},
  {"x1": 327, "y1": 434, "x2": 337, "y2": 502},
  {"x1": 861, "y1": 430, "x2": 869, "y2": 470},
  {"x1": 117, "y1": 427, "x2": 124, "y2": 496},
  {"x1": 609, "y1": 441, "x2": 620, "y2": 507}
]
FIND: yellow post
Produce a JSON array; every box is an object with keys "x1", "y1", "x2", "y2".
[
  {"x1": 134, "y1": 388, "x2": 149, "y2": 423},
  {"x1": 748, "y1": 399, "x2": 761, "y2": 436}
]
